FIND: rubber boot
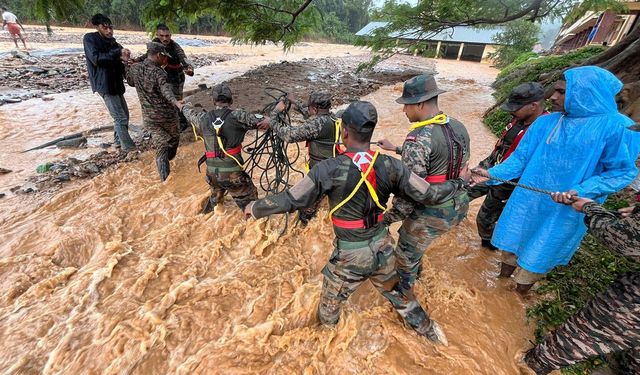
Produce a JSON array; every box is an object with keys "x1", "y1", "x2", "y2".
[
  {"x1": 167, "y1": 145, "x2": 178, "y2": 161},
  {"x1": 156, "y1": 155, "x2": 170, "y2": 181},
  {"x1": 499, "y1": 262, "x2": 517, "y2": 278},
  {"x1": 416, "y1": 320, "x2": 448, "y2": 346},
  {"x1": 516, "y1": 283, "x2": 534, "y2": 295},
  {"x1": 481, "y1": 239, "x2": 498, "y2": 250},
  {"x1": 201, "y1": 196, "x2": 216, "y2": 214}
]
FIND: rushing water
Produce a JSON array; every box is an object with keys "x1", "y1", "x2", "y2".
[{"x1": 1, "y1": 30, "x2": 535, "y2": 374}]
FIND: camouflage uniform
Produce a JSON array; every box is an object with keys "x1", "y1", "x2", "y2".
[
  {"x1": 249, "y1": 101, "x2": 468, "y2": 342},
  {"x1": 182, "y1": 95, "x2": 262, "y2": 212},
  {"x1": 269, "y1": 92, "x2": 338, "y2": 223},
  {"x1": 137, "y1": 38, "x2": 194, "y2": 130},
  {"x1": 524, "y1": 203, "x2": 640, "y2": 374},
  {"x1": 386, "y1": 75, "x2": 471, "y2": 293},
  {"x1": 125, "y1": 48, "x2": 179, "y2": 181}
]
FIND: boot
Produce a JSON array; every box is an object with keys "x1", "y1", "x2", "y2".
[
  {"x1": 481, "y1": 239, "x2": 498, "y2": 250},
  {"x1": 156, "y1": 155, "x2": 170, "y2": 181},
  {"x1": 516, "y1": 283, "x2": 534, "y2": 295},
  {"x1": 499, "y1": 262, "x2": 517, "y2": 278},
  {"x1": 416, "y1": 320, "x2": 448, "y2": 346},
  {"x1": 201, "y1": 196, "x2": 216, "y2": 214}
]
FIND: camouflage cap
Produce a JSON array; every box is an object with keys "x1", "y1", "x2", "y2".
[
  {"x1": 212, "y1": 83, "x2": 233, "y2": 101},
  {"x1": 342, "y1": 101, "x2": 377, "y2": 133},
  {"x1": 396, "y1": 74, "x2": 446, "y2": 105},
  {"x1": 500, "y1": 82, "x2": 545, "y2": 112},
  {"x1": 308, "y1": 91, "x2": 332, "y2": 109},
  {"x1": 146, "y1": 42, "x2": 171, "y2": 57}
]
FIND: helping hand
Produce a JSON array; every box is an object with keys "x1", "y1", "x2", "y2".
[
  {"x1": 175, "y1": 100, "x2": 184, "y2": 111},
  {"x1": 257, "y1": 118, "x2": 270, "y2": 130},
  {"x1": 185, "y1": 66, "x2": 194, "y2": 76},
  {"x1": 618, "y1": 205, "x2": 635, "y2": 218},
  {"x1": 570, "y1": 197, "x2": 593, "y2": 212},
  {"x1": 551, "y1": 189, "x2": 578, "y2": 205},
  {"x1": 470, "y1": 167, "x2": 489, "y2": 186},
  {"x1": 376, "y1": 138, "x2": 396, "y2": 151}
]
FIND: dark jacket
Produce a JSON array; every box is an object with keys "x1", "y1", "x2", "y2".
[{"x1": 83, "y1": 32, "x2": 125, "y2": 95}]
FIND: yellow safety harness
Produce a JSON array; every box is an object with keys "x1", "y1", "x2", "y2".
[
  {"x1": 328, "y1": 150, "x2": 386, "y2": 219},
  {"x1": 409, "y1": 113, "x2": 449, "y2": 130},
  {"x1": 304, "y1": 117, "x2": 343, "y2": 173},
  {"x1": 212, "y1": 116, "x2": 245, "y2": 169}
]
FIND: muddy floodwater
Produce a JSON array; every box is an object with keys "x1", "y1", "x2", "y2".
[{"x1": 1, "y1": 27, "x2": 535, "y2": 374}]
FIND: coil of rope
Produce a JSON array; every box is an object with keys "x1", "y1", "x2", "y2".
[{"x1": 243, "y1": 88, "x2": 307, "y2": 237}]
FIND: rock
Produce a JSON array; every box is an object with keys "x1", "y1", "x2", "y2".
[
  {"x1": 3, "y1": 97, "x2": 22, "y2": 103},
  {"x1": 50, "y1": 163, "x2": 67, "y2": 173},
  {"x1": 54, "y1": 173, "x2": 71, "y2": 182},
  {"x1": 0, "y1": 193, "x2": 5, "y2": 199},
  {"x1": 0, "y1": 167, "x2": 12, "y2": 174},
  {"x1": 25, "y1": 66, "x2": 47, "y2": 74},
  {"x1": 56, "y1": 137, "x2": 87, "y2": 149},
  {"x1": 99, "y1": 143, "x2": 111, "y2": 149},
  {"x1": 21, "y1": 183, "x2": 38, "y2": 193},
  {"x1": 84, "y1": 162, "x2": 100, "y2": 174}
]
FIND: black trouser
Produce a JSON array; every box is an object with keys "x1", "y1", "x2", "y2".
[{"x1": 467, "y1": 182, "x2": 515, "y2": 241}]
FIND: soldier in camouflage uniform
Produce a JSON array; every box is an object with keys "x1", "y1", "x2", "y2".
[
  {"x1": 268, "y1": 91, "x2": 340, "y2": 224},
  {"x1": 522, "y1": 177, "x2": 640, "y2": 374},
  {"x1": 378, "y1": 74, "x2": 470, "y2": 293},
  {"x1": 179, "y1": 83, "x2": 264, "y2": 214},
  {"x1": 245, "y1": 101, "x2": 471, "y2": 345},
  {"x1": 136, "y1": 24, "x2": 194, "y2": 131},
  {"x1": 125, "y1": 42, "x2": 180, "y2": 181},
  {"x1": 467, "y1": 83, "x2": 547, "y2": 251}
]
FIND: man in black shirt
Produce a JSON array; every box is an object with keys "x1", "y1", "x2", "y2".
[
  {"x1": 468, "y1": 82, "x2": 546, "y2": 252},
  {"x1": 83, "y1": 13, "x2": 135, "y2": 152}
]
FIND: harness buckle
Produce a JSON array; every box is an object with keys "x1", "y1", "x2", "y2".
[{"x1": 212, "y1": 117, "x2": 225, "y2": 130}]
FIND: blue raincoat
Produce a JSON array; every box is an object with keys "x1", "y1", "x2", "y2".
[{"x1": 488, "y1": 66, "x2": 638, "y2": 274}]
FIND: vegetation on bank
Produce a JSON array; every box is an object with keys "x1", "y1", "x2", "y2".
[{"x1": 484, "y1": 49, "x2": 640, "y2": 375}]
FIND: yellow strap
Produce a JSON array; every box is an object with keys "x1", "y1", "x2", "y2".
[
  {"x1": 304, "y1": 162, "x2": 310, "y2": 173},
  {"x1": 333, "y1": 119, "x2": 342, "y2": 158},
  {"x1": 409, "y1": 114, "x2": 449, "y2": 130},
  {"x1": 216, "y1": 128, "x2": 245, "y2": 169},
  {"x1": 191, "y1": 122, "x2": 204, "y2": 142},
  {"x1": 328, "y1": 151, "x2": 386, "y2": 219}
]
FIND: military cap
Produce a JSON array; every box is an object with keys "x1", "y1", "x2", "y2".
[
  {"x1": 212, "y1": 83, "x2": 233, "y2": 101},
  {"x1": 308, "y1": 91, "x2": 332, "y2": 109},
  {"x1": 500, "y1": 82, "x2": 545, "y2": 112},
  {"x1": 342, "y1": 101, "x2": 377, "y2": 133},
  {"x1": 146, "y1": 42, "x2": 171, "y2": 57},
  {"x1": 396, "y1": 74, "x2": 446, "y2": 105}
]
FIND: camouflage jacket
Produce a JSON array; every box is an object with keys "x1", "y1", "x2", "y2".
[
  {"x1": 583, "y1": 202, "x2": 640, "y2": 261},
  {"x1": 385, "y1": 116, "x2": 471, "y2": 224},
  {"x1": 269, "y1": 109, "x2": 337, "y2": 168},
  {"x1": 125, "y1": 59, "x2": 178, "y2": 126},
  {"x1": 250, "y1": 148, "x2": 466, "y2": 242}
]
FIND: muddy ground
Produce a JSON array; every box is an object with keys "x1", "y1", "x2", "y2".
[{"x1": 12, "y1": 56, "x2": 430, "y2": 197}]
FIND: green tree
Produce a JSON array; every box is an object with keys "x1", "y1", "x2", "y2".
[{"x1": 489, "y1": 20, "x2": 541, "y2": 68}]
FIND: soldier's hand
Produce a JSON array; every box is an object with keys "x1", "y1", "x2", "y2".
[
  {"x1": 376, "y1": 138, "x2": 396, "y2": 151},
  {"x1": 121, "y1": 48, "x2": 131, "y2": 62},
  {"x1": 459, "y1": 164, "x2": 471, "y2": 183},
  {"x1": 244, "y1": 202, "x2": 255, "y2": 219},
  {"x1": 618, "y1": 205, "x2": 635, "y2": 218},
  {"x1": 470, "y1": 167, "x2": 490, "y2": 186},
  {"x1": 185, "y1": 66, "x2": 194, "y2": 76},
  {"x1": 275, "y1": 100, "x2": 286, "y2": 113},
  {"x1": 551, "y1": 189, "x2": 578, "y2": 205},
  {"x1": 175, "y1": 100, "x2": 184, "y2": 111},
  {"x1": 570, "y1": 197, "x2": 593, "y2": 212},
  {"x1": 257, "y1": 118, "x2": 270, "y2": 130}
]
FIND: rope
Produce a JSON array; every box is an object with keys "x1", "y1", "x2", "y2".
[{"x1": 471, "y1": 170, "x2": 556, "y2": 197}]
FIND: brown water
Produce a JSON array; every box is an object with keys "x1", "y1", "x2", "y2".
[{"x1": 1, "y1": 33, "x2": 535, "y2": 374}]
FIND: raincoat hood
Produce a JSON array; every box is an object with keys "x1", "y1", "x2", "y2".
[{"x1": 564, "y1": 66, "x2": 623, "y2": 117}]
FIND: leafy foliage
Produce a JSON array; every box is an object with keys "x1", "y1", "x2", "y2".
[{"x1": 488, "y1": 20, "x2": 540, "y2": 68}]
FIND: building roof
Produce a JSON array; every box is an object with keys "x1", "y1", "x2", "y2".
[{"x1": 355, "y1": 22, "x2": 503, "y2": 44}]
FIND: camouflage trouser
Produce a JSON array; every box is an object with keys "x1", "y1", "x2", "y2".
[
  {"x1": 147, "y1": 121, "x2": 179, "y2": 181},
  {"x1": 170, "y1": 78, "x2": 189, "y2": 131},
  {"x1": 467, "y1": 182, "x2": 515, "y2": 241},
  {"x1": 206, "y1": 171, "x2": 258, "y2": 211},
  {"x1": 320, "y1": 229, "x2": 434, "y2": 333},
  {"x1": 395, "y1": 194, "x2": 469, "y2": 291},
  {"x1": 525, "y1": 272, "x2": 640, "y2": 375}
]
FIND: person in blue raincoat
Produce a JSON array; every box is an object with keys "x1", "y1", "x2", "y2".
[{"x1": 472, "y1": 66, "x2": 638, "y2": 294}]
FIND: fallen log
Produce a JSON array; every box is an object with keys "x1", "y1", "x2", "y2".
[{"x1": 22, "y1": 125, "x2": 113, "y2": 152}]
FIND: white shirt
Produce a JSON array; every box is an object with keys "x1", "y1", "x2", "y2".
[{"x1": 2, "y1": 11, "x2": 18, "y2": 23}]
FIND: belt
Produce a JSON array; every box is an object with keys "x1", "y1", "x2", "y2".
[
  {"x1": 425, "y1": 174, "x2": 447, "y2": 183},
  {"x1": 331, "y1": 213, "x2": 384, "y2": 229},
  {"x1": 205, "y1": 144, "x2": 242, "y2": 158},
  {"x1": 335, "y1": 228, "x2": 388, "y2": 250}
]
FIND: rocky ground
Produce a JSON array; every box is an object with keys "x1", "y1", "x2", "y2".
[{"x1": 0, "y1": 50, "x2": 233, "y2": 104}]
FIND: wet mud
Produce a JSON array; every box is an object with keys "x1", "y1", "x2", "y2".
[{"x1": 0, "y1": 27, "x2": 536, "y2": 374}]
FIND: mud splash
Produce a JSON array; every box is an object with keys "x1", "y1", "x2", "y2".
[{"x1": 1, "y1": 33, "x2": 534, "y2": 373}]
